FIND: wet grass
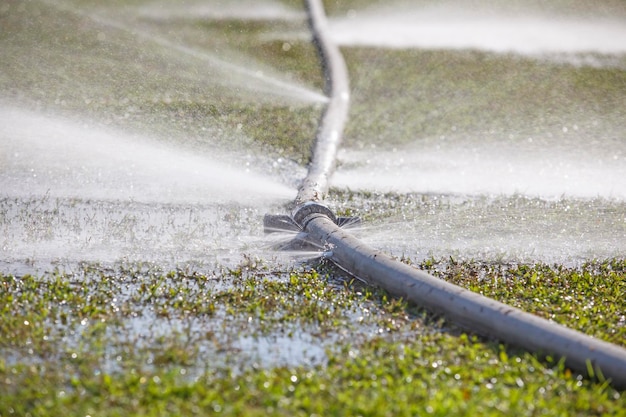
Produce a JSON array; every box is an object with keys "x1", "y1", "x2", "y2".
[
  {"x1": 199, "y1": 19, "x2": 323, "y2": 91},
  {"x1": 423, "y1": 258, "x2": 626, "y2": 346},
  {"x1": 320, "y1": 0, "x2": 383, "y2": 16},
  {"x1": 223, "y1": 104, "x2": 320, "y2": 164},
  {"x1": 342, "y1": 47, "x2": 626, "y2": 150},
  {"x1": 3, "y1": 1, "x2": 626, "y2": 415},
  {"x1": 1, "y1": 257, "x2": 625, "y2": 416}
]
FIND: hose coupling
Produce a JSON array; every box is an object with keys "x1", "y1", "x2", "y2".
[
  {"x1": 263, "y1": 202, "x2": 360, "y2": 235},
  {"x1": 291, "y1": 201, "x2": 336, "y2": 229}
]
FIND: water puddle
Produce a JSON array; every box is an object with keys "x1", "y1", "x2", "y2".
[
  {"x1": 117, "y1": 312, "x2": 328, "y2": 373},
  {"x1": 234, "y1": 334, "x2": 327, "y2": 369}
]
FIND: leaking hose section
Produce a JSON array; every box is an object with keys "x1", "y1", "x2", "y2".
[
  {"x1": 304, "y1": 215, "x2": 626, "y2": 387},
  {"x1": 296, "y1": 0, "x2": 350, "y2": 205},
  {"x1": 298, "y1": 0, "x2": 626, "y2": 388}
]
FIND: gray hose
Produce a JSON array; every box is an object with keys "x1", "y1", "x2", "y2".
[
  {"x1": 295, "y1": 0, "x2": 350, "y2": 205},
  {"x1": 296, "y1": 0, "x2": 626, "y2": 387},
  {"x1": 303, "y1": 214, "x2": 626, "y2": 387}
]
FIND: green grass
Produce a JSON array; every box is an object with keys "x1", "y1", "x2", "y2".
[
  {"x1": 423, "y1": 258, "x2": 626, "y2": 347},
  {"x1": 1, "y1": 258, "x2": 625, "y2": 416},
  {"x1": 342, "y1": 48, "x2": 626, "y2": 150}
]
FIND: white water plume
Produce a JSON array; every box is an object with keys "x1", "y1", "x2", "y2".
[
  {"x1": 136, "y1": 0, "x2": 306, "y2": 21},
  {"x1": 140, "y1": 31, "x2": 328, "y2": 105},
  {"x1": 331, "y1": 2, "x2": 626, "y2": 61},
  {"x1": 0, "y1": 105, "x2": 295, "y2": 205},
  {"x1": 334, "y1": 142, "x2": 626, "y2": 201},
  {"x1": 96, "y1": 17, "x2": 327, "y2": 105}
]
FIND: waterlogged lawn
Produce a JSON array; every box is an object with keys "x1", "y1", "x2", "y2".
[
  {"x1": 1, "y1": 258, "x2": 625, "y2": 416},
  {"x1": 2, "y1": 1, "x2": 626, "y2": 415}
]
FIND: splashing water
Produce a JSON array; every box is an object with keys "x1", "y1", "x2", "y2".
[
  {"x1": 0, "y1": 104, "x2": 299, "y2": 273},
  {"x1": 0, "y1": 197, "x2": 268, "y2": 274},
  {"x1": 333, "y1": 138, "x2": 626, "y2": 265},
  {"x1": 0, "y1": 1, "x2": 318, "y2": 276},
  {"x1": 0, "y1": 105, "x2": 295, "y2": 204},
  {"x1": 339, "y1": 195, "x2": 626, "y2": 266},
  {"x1": 84, "y1": 13, "x2": 329, "y2": 105}
]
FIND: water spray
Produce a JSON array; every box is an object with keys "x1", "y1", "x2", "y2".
[{"x1": 264, "y1": 0, "x2": 626, "y2": 388}]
